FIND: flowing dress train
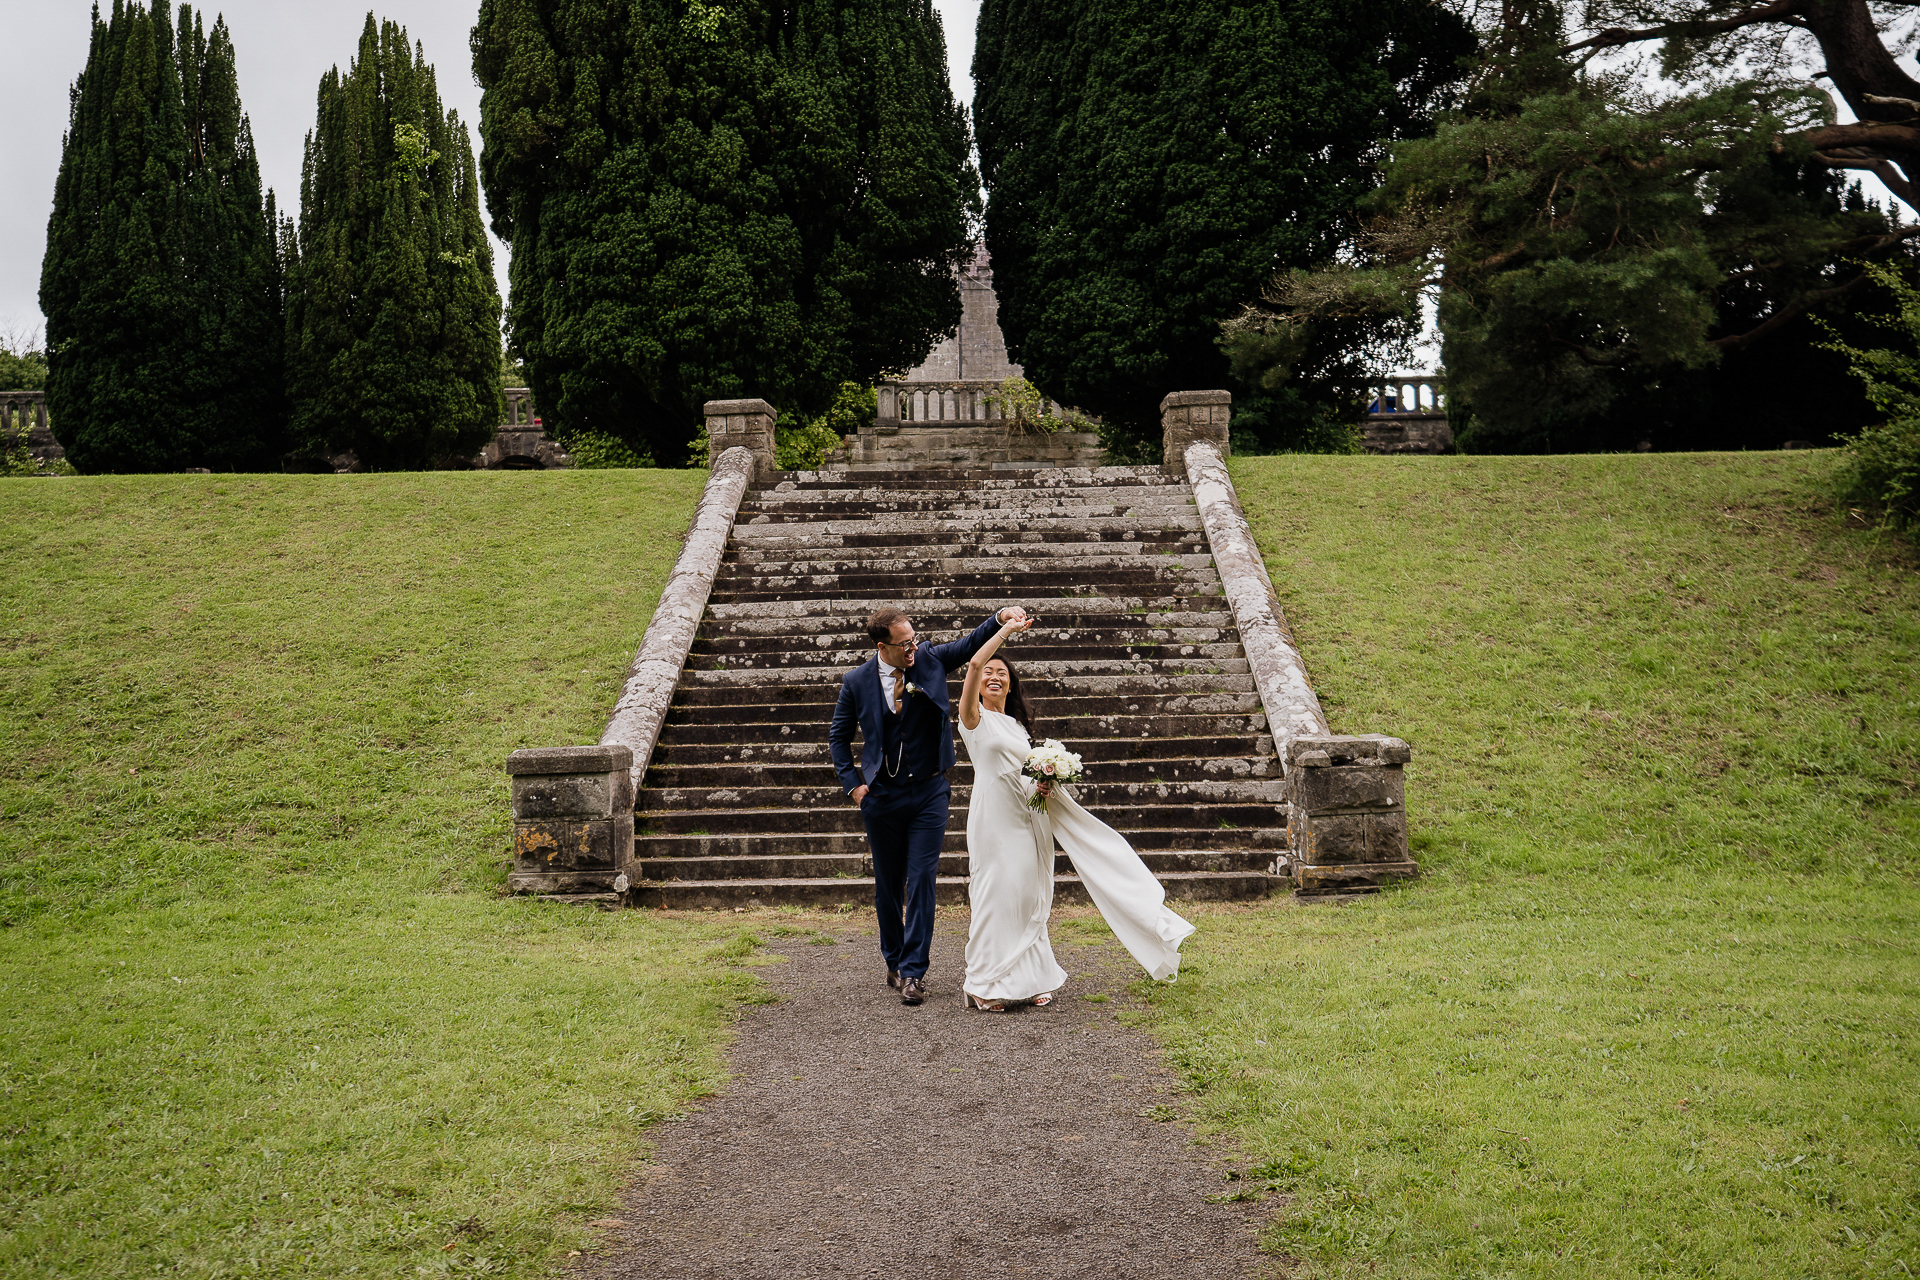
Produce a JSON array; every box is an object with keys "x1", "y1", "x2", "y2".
[{"x1": 958, "y1": 709, "x2": 1195, "y2": 994}]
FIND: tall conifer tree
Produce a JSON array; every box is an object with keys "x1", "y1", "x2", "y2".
[
  {"x1": 472, "y1": 0, "x2": 978, "y2": 466},
  {"x1": 973, "y1": 0, "x2": 1473, "y2": 453},
  {"x1": 285, "y1": 15, "x2": 502, "y2": 470},
  {"x1": 41, "y1": 0, "x2": 288, "y2": 473}
]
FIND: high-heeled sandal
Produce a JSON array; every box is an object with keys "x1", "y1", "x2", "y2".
[
  {"x1": 1031, "y1": 991, "x2": 1056, "y2": 1007},
  {"x1": 964, "y1": 991, "x2": 1008, "y2": 1012}
]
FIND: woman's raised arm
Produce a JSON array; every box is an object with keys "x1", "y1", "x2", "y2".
[{"x1": 957, "y1": 615, "x2": 1034, "y2": 730}]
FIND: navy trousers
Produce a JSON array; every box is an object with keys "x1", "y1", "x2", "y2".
[{"x1": 860, "y1": 772, "x2": 948, "y2": 980}]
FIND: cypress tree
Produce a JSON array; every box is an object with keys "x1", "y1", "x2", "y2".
[
  {"x1": 972, "y1": 0, "x2": 1474, "y2": 453},
  {"x1": 286, "y1": 15, "x2": 503, "y2": 470},
  {"x1": 41, "y1": 0, "x2": 288, "y2": 473},
  {"x1": 472, "y1": 0, "x2": 978, "y2": 466}
]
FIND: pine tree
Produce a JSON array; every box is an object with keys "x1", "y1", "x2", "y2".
[
  {"x1": 286, "y1": 15, "x2": 502, "y2": 470},
  {"x1": 472, "y1": 0, "x2": 979, "y2": 466},
  {"x1": 972, "y1": 0, "x2": 1474, "y2": 453},
  {"x1": 41, "y1": 0, "x2": 288, "y2": 473}
]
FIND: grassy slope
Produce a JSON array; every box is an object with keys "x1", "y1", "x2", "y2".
[
  {"x1": 1128, "y1": 453, "x2": 1920, "y2": 1277},
  {"x1": 0, "y1": 472, "x2": 770, "y2": 1278}
]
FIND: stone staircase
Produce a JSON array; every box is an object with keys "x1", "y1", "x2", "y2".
[{"x1": 628, "y1": 463, "x2": 1289, "y2": 908}]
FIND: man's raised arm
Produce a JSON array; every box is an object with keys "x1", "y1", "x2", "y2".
[{"x1": 931, "y1": 606, "x2": 1028, "y2": 668}]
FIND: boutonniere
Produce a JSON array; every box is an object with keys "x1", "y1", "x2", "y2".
[{"x1": 904, "y1": 681, "x2": 922, "y2": 699}]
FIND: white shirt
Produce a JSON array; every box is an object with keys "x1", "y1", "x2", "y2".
[{"x1": 878, "y1": 655, "x2": 907, "y2": 713}]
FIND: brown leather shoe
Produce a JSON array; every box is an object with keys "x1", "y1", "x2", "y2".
[
  {"x1": 887, "y1": 969, "x2": 902, "y2": 991},
  {"x1": 900, "y1": 976, "x2": 926, "y2": 1006}
]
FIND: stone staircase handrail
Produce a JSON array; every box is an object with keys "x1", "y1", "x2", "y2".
[
  {"x1": 599, "y1": 445, "x2": 757, "y2": 792},
  {"x1": 1183, "y1": 439, "x2": 1330, "y2": 762}
]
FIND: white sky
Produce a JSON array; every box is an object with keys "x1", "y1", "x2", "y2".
[{"x1": 0, "y1": 0, "x2": 983, "y2": 343}]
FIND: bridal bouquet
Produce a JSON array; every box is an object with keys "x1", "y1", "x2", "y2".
[{"x1": 1021, "y1": 740, "x2": 1085, "y2": 810}]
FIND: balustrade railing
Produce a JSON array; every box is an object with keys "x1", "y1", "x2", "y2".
[
  {"x1": 1367, "y1": 376, "x2": 1445, "y2": 417},
  {"x1": 503, "y1": 387, "x2": 536, "y2": 427},
  {"x1": 875, "y1": 380, "x2": 1059, "y2": 426},
  {"x1": 0, "y1": 389, "x2": 48, "y2": 439}
]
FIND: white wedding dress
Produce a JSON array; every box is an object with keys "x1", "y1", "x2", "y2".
[{"x1": 957, "y1": 708, "x2": 1195, "y2": 999}]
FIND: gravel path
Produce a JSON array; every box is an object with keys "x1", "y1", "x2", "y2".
[{"x1": 576, "y1": 911, "x2": 1279, "y2": 1280}]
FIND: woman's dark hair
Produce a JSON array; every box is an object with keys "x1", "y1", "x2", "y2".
[{"x1": 979, "y1": 654, "x2": 1038, "y2": 740}]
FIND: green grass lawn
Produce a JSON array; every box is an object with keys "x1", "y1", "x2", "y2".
[
  {"x1": 1120, "y1": 453, "x2": 1919, "y2": 1277},
  {"x1": 0, "y1": 471, "x2": 775, "y2": 1277},
  {"x1": 3, "y1": 454, "x2": 1916, "y2": 1279}
]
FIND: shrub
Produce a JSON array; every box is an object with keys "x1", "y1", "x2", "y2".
[
  {"x1": 1820, "y1": 260, "x2": 1920, "y2": 536},
  {"x1": 568, "y1": 431, "x2": 653, "y2": 469}
]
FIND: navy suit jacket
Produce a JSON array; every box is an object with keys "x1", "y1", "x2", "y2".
[{"x1": 828, "y1": 612, "x2": 1003, "y2": 794}]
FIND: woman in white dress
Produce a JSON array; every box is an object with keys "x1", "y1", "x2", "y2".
[{"x1": 955, "y1": 616, "x2": 1196, "y2": 1011}]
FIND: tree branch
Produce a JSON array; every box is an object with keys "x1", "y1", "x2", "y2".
[
  {"x1": 1563, "y1": 1, "x2": 1809, "y2": 56},
  {"x1": 1811, "y1": 151, "x2": 1920, "y2": 209},
  {"x1": 1709, "y1": 274, "x2": 1871, "y2": 351}
]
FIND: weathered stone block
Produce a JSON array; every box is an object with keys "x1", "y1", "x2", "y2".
[
  {"x1": 1295, "y1": 860, "x2": 1418, "y2": 893},
  {"x1": 1284, "y1": 733, "x2": 1415, "y2": 893},
  {"x1": 705, "y1": 398, "x2": 777, "y2": 480},
  {"x1": 511, "y1": 817, "x2": 627, "y2": 870},
  {"x1": 506, "y1": 744, "x2": 635, "y2": 895},
  {"x1": 1288, "y1": 809, "x2": 1408, "y2": 865},
  {"x1": 506, "y1": 744, "x2": 634, "y2": 777},
  {"x1": 1290, "y1": 766, "x2": 1405, "y2": 814},
  {"x1": 1286, "y1": 734, "x2": 1411, "y2": 768},
  {"x1": 511, "y1": 773, "x2": 613, "y2": 818},
  {"x1": 1160, "y1": 390, "x2": 1232, "y2": 476}
]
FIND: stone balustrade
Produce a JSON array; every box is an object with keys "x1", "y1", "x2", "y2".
[
  {"x1": 1364, "y1": 374, "x2": 1450, "y2": 455},
  {"x1": 0, "y1": 390, "x2": 67, "y2": 468},
  {"x1": 874, "y1": 380, "x2": 1057, "y2": 429}
]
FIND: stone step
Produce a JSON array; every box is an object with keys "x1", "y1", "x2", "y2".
[
  {"x1": 642, "y1": 756, "x2": 1278, "y2": 788},
  {"x1": 631, "y1": 827, "x2": 1286, "y2": 858},
  {"x1": 727, "y1": 539, "x2": 1210, "y2": 564},
  {"x1": 641, "y1": 779, "x2": 1284, "y2": 813},
  {"x1": 716, "y1": 554, "x2": 1220, "y2": 579},
  {"x1": 636, "y1": 847, "x2": 1274, "y2": 880},
  {"x1": 707, "y1": 568, "x2": 1221, "y2": 601},
  {"x1": 655, "y1": 712, "x2": 1269, "y2": 741},
  {"x1": 739, "y1": 504, "x2": 1197, "y2": 525},
  {"x1": 732, "y1": 516, "x2": 1207, "y2": 541},
  {"x1": 634, "y1": 801, "x2": 1285, "y2": 834},
  {"x1": 700, "y1": 609, "x2": 1237, "y2": 637},
  {"x1": 772, "y1": 465, "x2": 1176, "y2": 487},
  {"x1": 684, "y1": 654, "x2": 1252, "y2": 679},
  {"x1": 663, "y1": 686, "x2": 1265, "y2": 716},
  {"x1": 703, "y1": 598, "x2": 1232, "y2": 624},
  {"x1": 745, "y1": 482, "x2": 1191, "y2": 504},
  {"x1": 675, "y1": 670, "x2": 1256, "y2": 697},
  {"x1": 649, "y1": 732, "x2": 1272, "y2": 763},
  {"x1": 692, "y1": 628, "x2": 1240, "y2": 653},
  {"x1": 732, "y1": 527, "x2": 1206, "y2": 551},
  {"x1": 631, "y1": 870, "x2": 1279, "y2": 910}
]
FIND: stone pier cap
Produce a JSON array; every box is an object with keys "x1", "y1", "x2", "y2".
[
  {"x1": 1285, "y1": 735, "x2": 1412, "y2": 771},
  {"x1": 506, "y1": 744, "x2": 633, "y2": 777}
]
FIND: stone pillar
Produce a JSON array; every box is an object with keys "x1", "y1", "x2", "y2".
[
  {"x1": 1160, "y1": 390, "x2": 1231, "y2": 477},
  {"x1": 506, "y1": 745, "x2": 634, "y2": 900},
  {"x1": 1285, "y1": 735, "x2": 1418, "y2": 895},
  {"x1": 704, "y1": 398, "x2": 777, "y2": 481}
]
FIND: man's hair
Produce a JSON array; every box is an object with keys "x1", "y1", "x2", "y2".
[{"x1": 866, "y1": 606, "x2": 909, "y2": 646}]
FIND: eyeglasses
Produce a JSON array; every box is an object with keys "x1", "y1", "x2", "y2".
[{"x1": 878, "y1": 633, "x2": 918, "y2": 650}]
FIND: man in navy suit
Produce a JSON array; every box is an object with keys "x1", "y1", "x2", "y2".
[{"x1": 830, "y1": 603, "x2": 1028, "y2": 1005}]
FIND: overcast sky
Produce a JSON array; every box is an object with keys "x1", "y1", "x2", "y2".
[{"x1": 0, "y1": 0, "x2": 982, "y2": 344}]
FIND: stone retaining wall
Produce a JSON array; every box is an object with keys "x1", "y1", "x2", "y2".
[
  {"x1": 598, "y1": 443, "x2": 757, "y2": 797},
  {"x1": 1167, "y1": 393, "x2": 1418, "y2": 894}
]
